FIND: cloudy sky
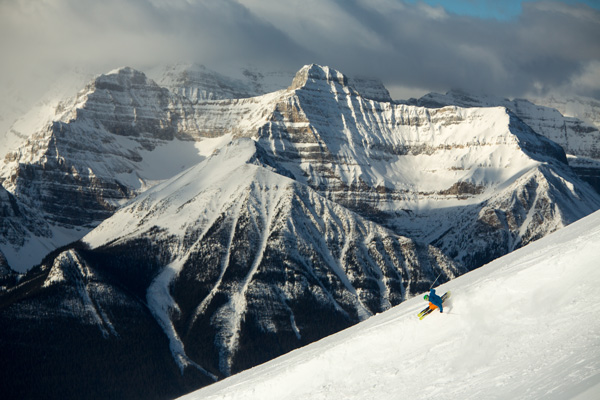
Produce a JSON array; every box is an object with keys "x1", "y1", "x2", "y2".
[{"x1": 1, "y1": 0, "x2": 599, "y2": 101}]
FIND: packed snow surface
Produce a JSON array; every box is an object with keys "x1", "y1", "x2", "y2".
[{"x1": 179, "y1": 210, "x2": 600, "y2": 400}]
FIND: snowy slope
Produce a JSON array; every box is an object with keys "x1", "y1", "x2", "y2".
[{"x1": 180, "y1": 208, "x2": 600, "y2": 400}]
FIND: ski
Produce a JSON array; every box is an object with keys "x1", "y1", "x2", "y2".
[{"x1": 418, "y1": 291, "x2": 451, "y2": 320}]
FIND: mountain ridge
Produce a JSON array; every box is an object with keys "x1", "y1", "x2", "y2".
[
  {"x1": 83, "y1": 137, "x2": 464, "y2": 377},
  {"x1": 400, "y1": 89, "x2": 600, "y2": 193},
  {"x1": 1, "y1": 64, "x2": 599, "y2": 273},
  {"x1": 1, "y1": 63, "x2": 599, "y2": 399}
]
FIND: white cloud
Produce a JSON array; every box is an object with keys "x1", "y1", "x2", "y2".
[
  {"x1": 571, "y1": 61, "x2": 600, "y2": 90},
  {"x1": 416, "y1": 2, "x2": 448, "y2": 20}
]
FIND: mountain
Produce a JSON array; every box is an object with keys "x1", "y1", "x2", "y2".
[
  {"x1": 401, "y1": 89, "x2": 600, "y2": 193},
  {"x1": 2, "y1": 64, "x2": 599, "y2": 273},
  {"x1": 179, "y1": 208, "x2": 600, "y2": 400},
  {"x1": 197, "y1": 64, "x2": 600, "y2": 270},
  {"x1": 0, "y1": 69, "x2": 94, "y2": 160},
  {"x1": 0, "y1": 67, "x2": 210, "y2": 270},
  {"x1": 141, "y1": 64, "x2": 600, "y2": 271},
  {"x1": 1, "y1": 64, "x2": 600, "y2": 399},
  {"x1": 85, "y1": 137, "x2": 462, "y2": 374},
  {"x1": 530, "y1": 94, "x2": 600, "y2": 130},
  {"x1": 0, "y1": 137, "x2": 461, "y2": 399}
]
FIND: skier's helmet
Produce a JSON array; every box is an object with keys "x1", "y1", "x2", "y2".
[{"x1": 423, "y1": 294, "x2": 429, "y2": 301}]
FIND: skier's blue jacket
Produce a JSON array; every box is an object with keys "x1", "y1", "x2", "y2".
[{"x1": 428, "y1": 288, "x2": 443, "y2": 313}]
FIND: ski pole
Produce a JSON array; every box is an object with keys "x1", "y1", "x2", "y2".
[{"x1": 429, "y1": 271, "x2": 442, "y2": 289}]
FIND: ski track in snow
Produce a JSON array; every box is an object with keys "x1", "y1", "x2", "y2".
[{"x1": 179, "y1": 210, "x2": 600, "y2": 400}]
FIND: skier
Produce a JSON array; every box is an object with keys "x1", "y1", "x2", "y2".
[{"x1": 423, "y1": 288, "x2": 443, "y2": 313}]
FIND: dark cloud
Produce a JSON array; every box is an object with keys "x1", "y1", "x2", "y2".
[
  {"x1": 0, "y1": 0, "x2": 310, "y2": 72},
  {"x1": 0, "y1": 0, "x2": 599, "y2": 101},
  {"x1": 291, "y1": 0, "x2": 600, "y2": 99}
]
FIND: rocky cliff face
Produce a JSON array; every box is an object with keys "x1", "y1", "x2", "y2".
[
  {"x1": 233, "y1": 65, "x2": 597, "y2": 269},
  {"x1": 0, "y1": 185, "x2": 50, "y2": 248},
  {"x1": 1, "y1": 68, "x2": 177, "y2": 224},
  {"x1": 0, "y1": 184, "x2": 67, "y2": 271},
  {"x1": 402, "y1": 89, "x2": 600, "y2": 193}
]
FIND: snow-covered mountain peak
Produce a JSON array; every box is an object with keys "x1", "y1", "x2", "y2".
[
  {"x1": 289, "y1": 64, "x2": 355, "y2": 95},
  {"x1": 82, "y1": 134, "x2": 463, "y2": 376},
  {"x1": 62, "y1": 67, "x2": 159, "y2": 109},
  {"x1": 151, "y1": 63, "x2": 258, "y2": 102},
  {"x1": 101, "y1": 66, "x2": 152, "y2": 85},
  {"x1": 60, "y1": 66, "x2": 176, "y2": 139},
  {"x1": 80, "y1": 66, "x2": 165, "y2": 101},
  {"x1": 84, "y1": 138, "x2": 277, "y2": 248}
]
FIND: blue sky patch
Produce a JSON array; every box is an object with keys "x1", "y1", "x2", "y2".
[{"x1": 406, "y1": 0, "x2": 600, "y2": 21}]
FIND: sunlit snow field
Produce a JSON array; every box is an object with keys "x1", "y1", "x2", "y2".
[{"x1": 180, "y1": 210, "x2": 600, "y2": 400}]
